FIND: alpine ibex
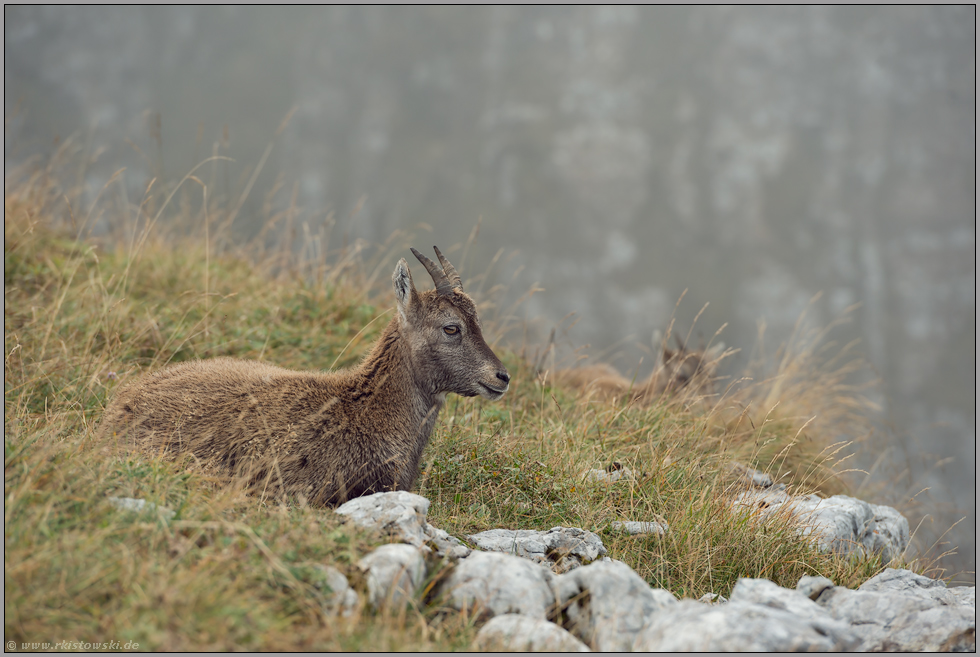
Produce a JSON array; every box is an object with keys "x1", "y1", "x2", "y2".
[
  {"x1": 551, "y1": 336, "x2": 726, "y2": 404},
  {"x1": 97, "y1": 247, "x2": 510, "y2": 506}
]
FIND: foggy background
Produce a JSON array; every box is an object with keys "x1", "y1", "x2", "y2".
[{"x1": 5, "y1": 6, "x2": 975, "y2": 581}]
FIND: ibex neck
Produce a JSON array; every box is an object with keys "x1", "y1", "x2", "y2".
[{"x1": 353, "y1": 318, "x2": 444, "y2": 427}]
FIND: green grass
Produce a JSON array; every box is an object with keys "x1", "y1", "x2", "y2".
[{"x1": 5, "y1": 155, "x2": 911, "y2": 650}]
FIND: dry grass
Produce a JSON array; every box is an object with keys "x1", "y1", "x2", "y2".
[{"x1": 5, "y1": 148, "x2": 916, "y2": 650}]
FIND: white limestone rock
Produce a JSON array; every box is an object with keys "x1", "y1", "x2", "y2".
[
  {"x1": 424, "y1": 523, "x2": 471, "y2": 560},
  {"x1": 813, "y1": 569, "x2": 976, "y2": 652},
  {"x1": 336, "y1": 491, "x2": 430, "y2": 545},
  {"x1": 467, "y1": 526, "x2": 606, "y2": 573},
  {"x1": 310, "y1": 564, "x2": 359, "y2": 617},
  {"x1": 732, "y1": 489, "x2": 909, "y2": 562},
  {"x1": 632, "y1": 599, "x2": 861, "y2": 652},
  {"x1": 949, "y1": 586, "x2": 976, "y2": 609},
  {"x1": 583, "y1": 466, "x2": 635, "y2": 484},
  {"x1": 858, "y1": 567, "x2": 965, "y2": 606},
  {"x1": 438, "y1": 551, "x2": 558, "y2": 620},
  {"x1": 107, "y1": 496, "x2": 176, "y2": 520},
  {"x1": 730, "y1": 461, "x2": 774, "y2": 488},
  {"x1": 335, "y1": 491, "x2": 470, "y2": 559},
  {"x1": 796, "y1": 574, "x2": 836, "y2": 601},
  {"x1": 555, "y1": 559, "x2": 677, "y2": 651},
  {"x1": 357, "y1": 543, "x2": 426, "y2": 612},
  {"x1": 698, "y1": 592, "x2": 728, "y2": 605},
  {"x1": 473, "y1": 614, "x2": 591, "y2": 652},
  {"x1": 609, "y1": 519, "x2": 668, "y2": 537},
  {"x1": 730, "y1": 577, "x2": 853, "y2": 631}
]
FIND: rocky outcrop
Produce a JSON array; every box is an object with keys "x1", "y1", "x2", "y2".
[
  {"x1": 635, "y1": 570, "x2": 976, "y2": 652},
  {"x1": 468, "y1": 527, "x2": 606, "y2": 573},
  {"x1": 812, "y1": 568, "x2": 976, "y2": 652},
  {"x1": 328, "y1": 492, "x2": 972, "y2": 652}
]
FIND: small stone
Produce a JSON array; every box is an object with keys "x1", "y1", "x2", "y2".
[
  {"x1": 310, "y1": 564, "x2": 359, "y2": 617},
  {"x1": 698, "y1": 592, "x2": 728, "y2": 604},
  {"x1": 730, "y1": 462, "x2": 774, "y2": 488},
  {"x1": 609, "y1": 519, "x2": 668, "y2": 536},
  {"x1": 584, "y1": 465, "x2": 635, "y2": 484},
  {"x1": 107, "y1": 496, "x2": 176, "y2": 520},
  {"x1": 797, "y1": 575, "x2": 836, "y2": 601}
]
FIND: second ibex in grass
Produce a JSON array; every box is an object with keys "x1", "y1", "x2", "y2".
[
  {"x1": 552, "y1": 336, "x2": 726, "y2": 404},
  {"x1": 97, "y1": 247, "x2": 510, "y2": 506}
]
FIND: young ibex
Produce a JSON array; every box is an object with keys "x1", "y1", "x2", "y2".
[
  {"x1": 97, "y1": 247, "x2": 510, "y2": 506},
  {"x1": 551, "y1": 336, "x2": 726, "y2": 405}
]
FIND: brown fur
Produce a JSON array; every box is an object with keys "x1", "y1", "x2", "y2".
[
  {"x1": 551, "y1": 341, "x2": 725, "y2": 404},
  {"x1": 96, "y1": 247, "x2": 510, "y2": 506}
]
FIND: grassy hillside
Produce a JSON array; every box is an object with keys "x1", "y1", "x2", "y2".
[{"x1": 5, "y1": 161, "x2": 905, "y2": 650}]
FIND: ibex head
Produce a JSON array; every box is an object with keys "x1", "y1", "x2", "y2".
[
  {"x1": 391, "y1": 246, "x2": 510, "y2": 400},
  {"x1": 661, "y1": 334, "x2": 726, "y2": 394}
]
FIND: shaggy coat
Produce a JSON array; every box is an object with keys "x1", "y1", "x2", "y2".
[{"x1": 97, "y1": 247, "x2": 510, "y2": 506}]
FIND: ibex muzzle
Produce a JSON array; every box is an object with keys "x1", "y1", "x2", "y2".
[{"x1": 97, "y1": 246, "x2": 509, "y2": 505}]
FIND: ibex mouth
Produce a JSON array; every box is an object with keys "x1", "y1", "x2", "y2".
[{"x1": 478, "y1": 382, "x2": 508, "y2": 400}]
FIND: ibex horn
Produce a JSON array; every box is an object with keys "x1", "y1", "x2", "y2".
[
  {"x1": 433, "y1": 245, "x2": 463, "y2": 292},
  {"x1": 410, "y1": 246, "x2": 459, "y2": 296}
]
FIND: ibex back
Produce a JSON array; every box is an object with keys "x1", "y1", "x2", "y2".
[{"x1": 97, "y1": 247, "x2": 510, "y2": 506}]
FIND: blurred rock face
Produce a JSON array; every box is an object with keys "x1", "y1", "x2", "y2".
[{"x1": 4, "y1": 6, "x2": 974, "y2": 579}]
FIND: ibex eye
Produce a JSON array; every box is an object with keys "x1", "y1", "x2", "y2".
[{"x1": 443, "y1": 325, "x2": 459, "y2": 335}]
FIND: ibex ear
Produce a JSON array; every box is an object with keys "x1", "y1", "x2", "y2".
[
  {"x1": 703, "y1": 342, "x2": 726, "y2": 361},
  {"x1": 651, "y1": 330, "x2": 665, "y2": 367},
  {"x1": 392, "y1": 258, "x2": 418, "y2": 322}
]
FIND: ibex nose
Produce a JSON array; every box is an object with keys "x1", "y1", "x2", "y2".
[{"x1": 496, "y1": 371, "x2": 511, "y2": 385}]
